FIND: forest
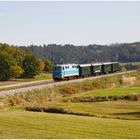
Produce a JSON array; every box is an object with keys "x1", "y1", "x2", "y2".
[{"x1": 21, "y1": 42, "x2": 140, "y2": 64}]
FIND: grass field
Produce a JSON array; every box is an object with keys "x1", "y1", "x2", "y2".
[
  {"x1": 0, "y1": 110, "x2": 140, "y2": 139},
  {"x1": 58, "y1": 101, "x2": 140, "y2": 120}
]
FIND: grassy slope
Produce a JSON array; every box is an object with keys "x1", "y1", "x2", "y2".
[
  {"x1": 85, "y1": 87, "x2": 140, "y2": 96},
  {"x1": 59, "y1": 101, "x2": 140, "y2": 120},
  {"x1": 59, "y1": 86, "x2": 140, "y2": 120},
  {"x1": 0, "y1": 110, "x2": 140, "y2": 139}
]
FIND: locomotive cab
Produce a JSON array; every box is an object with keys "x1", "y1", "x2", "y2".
[
  {"x1": 53, "y1": 64, "x2": 79, "y2": 80},
  {"x1": 53, "y1": 65, "x2": 64, "y2": 80}
]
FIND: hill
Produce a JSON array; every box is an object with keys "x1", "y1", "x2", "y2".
[
  {"x1": 20, "y1": 42, "x2": 140, "y2": 64},
  {"x1": 0, "y1": 71, "x2": 140, "y2": 138}
]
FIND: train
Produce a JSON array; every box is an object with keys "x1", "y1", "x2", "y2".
[{"x1": 52, "y1": 62, "x2": 119, "y2": 81}]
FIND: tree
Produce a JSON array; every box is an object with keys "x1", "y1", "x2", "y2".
[
  {"x1": 37, "y1": 59, "x2": 45, "y2": 73},
  {"x1": 0, "y1": 52, "x2": 14, "y2": 80},
  {"x1": 22, "y1": 55, "x2": 40, "y2": 78},
  {"x1": 44, "y1": 59, "x2": 53, "y2": 73},
  {"x1": 10, "y1": 65, "x2": 24, "y2": 78}
]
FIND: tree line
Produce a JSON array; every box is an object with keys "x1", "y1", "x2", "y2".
[
  {"x1": 0, "y1": 43, "x2": 53, "y2": 81},
  {"x1": 20, "y1": 42, "x2": 140, "y2": 64},
  {"x1": 1, "y1": 42, "x2": 139, "y2": 80}
]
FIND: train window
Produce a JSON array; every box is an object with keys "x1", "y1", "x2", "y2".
[
  {"x1": 65, "y1": 66, "x2": 69, "y2": 69},
  {"x1": 72, "y1": 66, "x2": 78, "y2": 69},
  {"x1": 54, "y1": 66, "x2": 61, "y2": 71},
  {"x1": 72, "y1": 66, "x2": 76, "y2": 68},
  {"x1": 62, "y1": 67, "x2": 64, "y2": 70}
]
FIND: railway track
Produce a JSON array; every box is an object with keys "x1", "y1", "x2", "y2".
[{"x1": 0, "y1": 70, "x2": 136, "y2": 97}]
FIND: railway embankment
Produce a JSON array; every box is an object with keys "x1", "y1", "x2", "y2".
[{"x1": 0, "y1": 70, "x2": 137, "y2": 96}]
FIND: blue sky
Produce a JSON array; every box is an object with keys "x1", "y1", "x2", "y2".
[{"x1": 0, "y1": 1, "x2": 140, "y2": 46}]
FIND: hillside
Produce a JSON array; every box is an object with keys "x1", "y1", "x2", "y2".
[
  {"x1": 20, "y1": 42, "x2": 140, "y2": 64},
  {"x1": 0, "y1": 71, "x2": 140, "y2": 138}
]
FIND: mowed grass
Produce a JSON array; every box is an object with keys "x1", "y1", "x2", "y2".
[
  {"x1": 0, "y1": 110, "x2": 140, "y2": 139},
  {"x1": 59, "y1": 101, "x2": 140, "y2": 120},
  {"x1": 86, "y1": 87, "x2": 140, "y2": 97}
]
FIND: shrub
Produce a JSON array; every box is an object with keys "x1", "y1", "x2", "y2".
[
  {"x1": 81, "y1": 81, "x2": 94, "y2": 92},
  {"x1": 26, "y1": 106, "x2": 67, "y2": 114},
  {"x1": 59, "y1": 85, "x2": 80, "y2": 95}
]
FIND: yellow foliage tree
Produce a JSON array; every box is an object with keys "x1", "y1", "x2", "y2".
[
  {"x1": 37, "y1": 59, "x2": 45, "y2": 73},
  {"x1": 10, "y1": 65, "x2": 24, "y2": 78}
]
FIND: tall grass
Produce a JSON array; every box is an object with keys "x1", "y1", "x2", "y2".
[{"x1": 0, "y1": 71, "x2": 140, "y2": 110}]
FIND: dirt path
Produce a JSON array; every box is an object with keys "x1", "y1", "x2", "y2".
[
  {"x1": 0, "y1": 70, "x2": 136, "y2": 97},
  {"x1": 0, "y1": 79, "x2": 53, "y2": 90}
]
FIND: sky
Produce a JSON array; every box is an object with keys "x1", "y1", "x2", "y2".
[{"x1": 0, "y1": 1, "x2": 140, "y2": 46}]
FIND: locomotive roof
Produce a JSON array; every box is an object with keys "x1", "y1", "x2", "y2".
[
  {"x1": 55, "y1": 64, "x2": 78, "y2": 67},
  {"x1": 79, "y1": 64, "x2": 91, "y2": 67}
]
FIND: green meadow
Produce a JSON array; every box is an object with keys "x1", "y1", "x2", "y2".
[{"x1": 0, "y1": 110, "x2": 139, "y2": 139}]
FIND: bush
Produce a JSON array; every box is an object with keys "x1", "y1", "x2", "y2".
[
  {"x1": 81, "y1": 81, "x2": 94, "y2": 91},
  {"x1": 26, "y1": 106, "x2": 67, "y2": 114},
  {"x1": 59, "y1": 85, "x2": 80, "y2": 95}
]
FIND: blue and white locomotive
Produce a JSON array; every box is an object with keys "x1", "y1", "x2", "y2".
[{"x1": 53, "y1": 64, "x2": 79, "y2": 80}]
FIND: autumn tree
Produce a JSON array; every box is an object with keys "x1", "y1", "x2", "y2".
[
  {"x1": 44, "y1": 59, "x2": 53, "y2": 73},
  {"x1": 37, "y1": 59, "x2": 45, "y2": 73},
  {"x1": 10, "y1": 65, "x2": 24, "y2": 78}
]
